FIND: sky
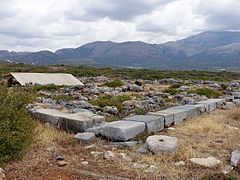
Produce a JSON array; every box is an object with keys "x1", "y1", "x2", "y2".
[{"x1": 0, "y1": 0, "x2": 239, "y2": 52}]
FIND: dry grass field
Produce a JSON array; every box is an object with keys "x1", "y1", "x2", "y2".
[{"x1": 3, "y1": 108, "x2": 240, "y2": 180}]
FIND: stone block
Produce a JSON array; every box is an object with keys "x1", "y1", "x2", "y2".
[
  {"x1": 123, "y1": 115, "x2": 164, "y2": 133},
  {"x1": 74, "y1": 132, "x2": 96, "y2": 143},
  {"x1": 30, "y1": 108, "x2": 105, "y2": 133},
  {"x1": 99, "y1": 121, "x2": 145, "y2": 141},
  {"x1": 147, "y1": 111, "x2": 174, "y2": 127}
]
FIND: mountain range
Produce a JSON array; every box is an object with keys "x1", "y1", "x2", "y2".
[{"x1": 1, "y1": 31, "x2": 240, "y2": 70}]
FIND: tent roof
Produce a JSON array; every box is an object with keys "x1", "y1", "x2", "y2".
[{"x1": 10, "y1": 72, "x2": 84, "y2": 86}]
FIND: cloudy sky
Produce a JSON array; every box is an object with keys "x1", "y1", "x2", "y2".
[{"x1": 0, "y1": 0, "x2": 239, "y2": 51}]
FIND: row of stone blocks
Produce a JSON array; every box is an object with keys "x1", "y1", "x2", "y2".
[{"x1": 98, "y1": 99, "x2": 225, "y2": 141}]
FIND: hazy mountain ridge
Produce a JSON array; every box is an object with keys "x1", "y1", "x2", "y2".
[{"x1": 1, "y1": 31, "x2": 240, "y2": 69}]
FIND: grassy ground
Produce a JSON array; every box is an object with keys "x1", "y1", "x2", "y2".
[{"x1": 3, "y1": 108, "x2": 240, "y2": 179}]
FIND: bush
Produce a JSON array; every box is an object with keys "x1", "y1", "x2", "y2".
[
  {"x1": 32, "y1": 84, "x2": 59, "y2": 92},
  {"x1": 163, "y1": 87, "x2": 178, "y2": 95},
  {"x1": 0, "y1": 86, "x2": 35, "y2": 165},
  {"x1": 91, "y1": 94, "x2": 131, "y2": 110},
  {"x1": 105, "y1": 80, "x2": 124, "y2": 88},
  {"x1": 189, "y1": 88, "x2": 222, "y2": 98}
]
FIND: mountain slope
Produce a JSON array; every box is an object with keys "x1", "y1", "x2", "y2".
[{"x1": 0, "y1": 31, "x2": 240, "y2": 69}]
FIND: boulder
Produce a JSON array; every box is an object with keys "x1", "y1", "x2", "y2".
[
  {"x1": 99, "y1": 121, "x2": 145, "y2": 141},
  {"x1": 190, "y1": 157, "x2": 221, "y2": 168},
  {"x1": 74, "y1": 132, "x2": 96, "y2": 143},
  {"x1": 146, "y1": 135, "x2": 177, "y2": 154},
  {"x1": 230, "y1": 150, "x2": 240, "y2": 167},
  {"x1": 123, "y1": 115, "x2": 164, "y2": 133}
]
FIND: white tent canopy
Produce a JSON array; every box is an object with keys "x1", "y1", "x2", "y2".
[{"x1": 10, "y1": 72, "x2": 84, "y2": 86}]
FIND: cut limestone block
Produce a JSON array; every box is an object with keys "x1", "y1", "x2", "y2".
[
  {"x1": 30, "y1": 108, "x2": 65, "y2": 127},
  {"x1": 169, "y1": 105, "x2": 199, "y2": 119},
  {"x1": 158, "y1": 107, "x2": 188, "y2": 124},
  {"x1": 30, "y1": 108, "x2": 105, "y2": 133},
  {"x1": 122, "y1": 115, "x2": 164, "y2": 133},
  {"x1": 147, "y1": 111, "x2": 174, "y2": 127},
  {"x1": 196, "y1": 99, "x2": 225, "y2": 112},
  {"x1": 99, "y1": 121, "x2": 145, "y2": 141}
]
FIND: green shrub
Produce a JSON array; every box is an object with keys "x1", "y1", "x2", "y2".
[
  {"x1": 105, "y1": 80, "x2": 124, "y2": 88},
  {"x1": 163, "y1": 87, "x2": 178, "y2": 95},
  {"x1": 189, "y1": 88, "x2": 222, "y2": 98},
  {"x1": 32, "y1": 84, "x2": 59, "y2": 92},
  {"x1": 0, "y1": 86, "x2": 35, "y2": 165},
  {"x1": 91, "y1": 94, "x2": 131, "y2": 110}
]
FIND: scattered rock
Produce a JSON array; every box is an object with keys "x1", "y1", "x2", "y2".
[
  {"x1": 144, "y1": 165, "x2": 156, "y2": 173},
  {"x1": 91, "y1": 151, "x2": 103, "y2": 157},
  {"x1": 137, "y1": 145, "x2": 150, "y2": 154},
  {"x1": 57, "y1": 160, "x2": 68, "y2": 167},
  {"x1": 55, "y1": 155, "x2": 64, "y2": 161},
  {"x1": 230, "y1": 150, "x2": 240, "y2": 167},
  {"x1": 110, "y1": 141, "x2": 139, "y2": 148},
  {"x1": 104, "y1": 151, "x2": 115, "y2": 159},
  {"x1": 190, "y1": 157, "x2": 221, "y2": 168},
  {"x1": 74, "y1": 132, "x2": 96, "y2": 143},
  {"x1": 221, "y1": 165, "x2": 234, "y2": 174},
  {"x1": 81, "y1": 161, "x2": 89, "y2": 165},
  {"x1": 174, "y1": 161, "x2": 186, "y2": 166},
  {"x1": 146, "y1": 135, "x2": 177, "y2": 154},
  {"x1": 133, "y1": 163, "x2": 149, "y2": 169},
  {"x1": 103, "y1": 106, "x2": 118, "y2": 115}
]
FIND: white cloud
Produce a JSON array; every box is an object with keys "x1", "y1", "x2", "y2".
[{"x1": 0, "y1": 0, "x2": 239, "y2": 51}]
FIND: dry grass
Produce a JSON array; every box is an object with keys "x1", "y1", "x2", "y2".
[{"x1": 3, "y1": 109, "x2": 240, "y2": 179}]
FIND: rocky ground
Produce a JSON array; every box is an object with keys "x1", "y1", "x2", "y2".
[
  {"x1": 3, "y1": 108, "x2": 240, "y2": 179},
  {"x1": 2, "y1": 76, "x2": 240, "y2": 179}
]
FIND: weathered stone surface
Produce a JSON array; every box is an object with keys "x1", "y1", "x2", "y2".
[
  {"x1": 30, "y1": 108, "x2": 105, "y2": 133},
  {"x1": 196, "y1": 99, "x2": 219, "y2": 112},
  {"x1": 146, "y1": 135, "x2": 177, "y2": 154},
  {"x1": 232, "y1": 92, "x2": 240, "y2": 99},
  {"x1": 170, "y1": 105, "x2": 199, "y2": 119},
  {"x1": 233, "y1": 99, "x2": 240, "y2": 107},
  {"x1": 137, "y1": 145, "x2": 150, "y2": 154},
  {"x1": 104, "y1": 151, "x2": 115, "y2": 159},
  {"x1": 223, "y1": 102, "x2": 236, "y2": 110},
  {"x1": 74, "y1": 132, "x2": 96, "y2": 143},
  {"x1": 159, "y1": 107, "x2": 188, "y2": 124},
  {"x1": 230, "y1": 150, "x2": 240, "y2": 167},
  {"x1": 190, "y1": 157, "x2": 221, "y2": 168},
  {"x1": 123, "y1": 115, "x2": 164, "y2": 133},
  {"x1": 147, "y1": 111, "x2": 174, "y2": 127},
  {"x1": 99, "y1": 121, "x2": 145, "y2": 141},
  {"x1": 110, "y1": 141, "x2": 139, "y2": 148}
]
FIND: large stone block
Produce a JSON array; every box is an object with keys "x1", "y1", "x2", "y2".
[
  {"x1": 123, "y1": 115, "x2": 164, "y2": 133},
  {"x1": 147, "y1": 111, "x2": 174, "y2": 127},
  {"x1": 169, "y1": 105, "x2": 199, "y2": 119},
  {"x1": 30, "y1": 108, "x2": 105, "y2": 133},
  {"x1": 99, "y1": 121, "x2": 145, "y2": 141},
  {"x1": 159, "y1": 107, "x2": 188, "y2": 124}
]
